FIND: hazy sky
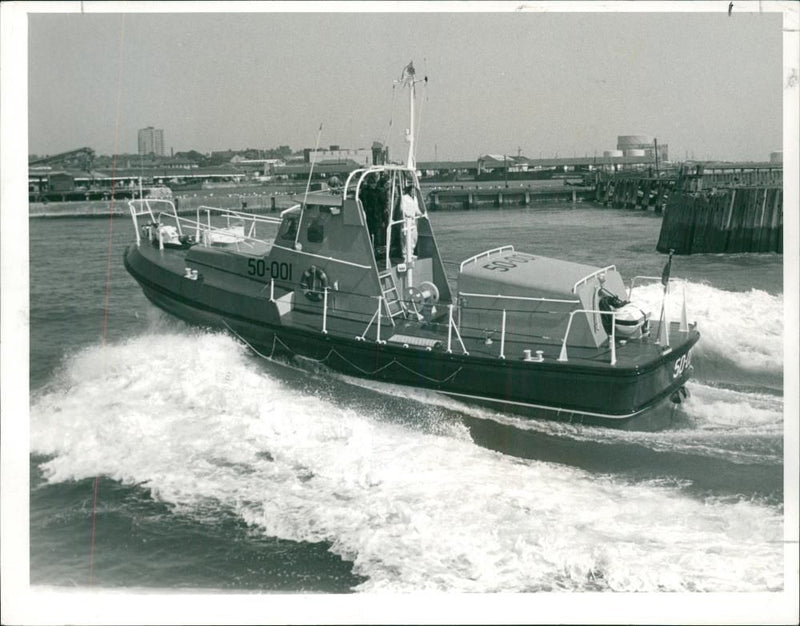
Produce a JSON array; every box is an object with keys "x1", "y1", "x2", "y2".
[{"x1": 28, "y1": 6, "x2": 783, "y2": 162}]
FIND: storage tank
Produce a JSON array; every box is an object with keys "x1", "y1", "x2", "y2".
[
  {"x1": 603, "y1": 150, "x2": 624, "y2": 157},
  {"x1": 770, "y1": 151, "x2": 783, "y2": 163},
  {"x1": 617, "y1": 135, "x2": 653, "y2": 150},
  {"x1": 624, "y1": 149, "x2": 646, "y2": 157}
]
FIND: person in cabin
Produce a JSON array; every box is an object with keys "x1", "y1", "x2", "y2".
[
  {"x1": 375, "y1": 174, "x2": 390, "y2": 248},
  {"x1": 360, "y1": 174, "x2": 379, "y2": 244},
  {"x1": 400, "y1": 183, "x2": 422, "y2": 259}
]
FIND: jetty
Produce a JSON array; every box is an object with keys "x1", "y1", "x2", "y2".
[
  {"x1": 426, "y1": 183, "x2": 594, "y2": 210},
  {"x1": 656, "y1": 164, "x2": 783, "y2": 254}
]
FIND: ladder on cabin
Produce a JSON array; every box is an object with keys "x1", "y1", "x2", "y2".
[{"x1": 379, "y1": 272, "x2": 406, "y2": 322}]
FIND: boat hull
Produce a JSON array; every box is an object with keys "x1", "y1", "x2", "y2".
[{"x1": 125, "y1": 245, "x2": 698, "y2": 426}]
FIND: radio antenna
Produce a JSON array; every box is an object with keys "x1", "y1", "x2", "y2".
[{"x1": 303, "y1": 122, "x2": 324, "y2": 206}]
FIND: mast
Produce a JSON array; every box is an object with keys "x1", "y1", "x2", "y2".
[
  {"x1": 400, "y1": 61, "x2": 419, "y2": 169},
  {"x1": 407, "y1": 73, "x2": 416, "y2": 169}
]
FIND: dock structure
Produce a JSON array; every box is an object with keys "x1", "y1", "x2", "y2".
[
  {"x1": 593, "y1": 173, "x2": 677, "y2": 212},
  {"x1": 656, "y1": 163, "x2": 783, "y2": 254},
  {"x1": 656, "y1": 185, "x2": 782, "y2": 255},
  {"x1": 426, "y1": 185, "x2": 593, "y2": 211}
]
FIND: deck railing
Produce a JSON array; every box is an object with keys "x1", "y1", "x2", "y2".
[
  {"x1": 129, "y1": 199, "x2": 176, "y2": 246},
  {"x1": 357, "y1": 296, "x2": 390, "y2": 344},
  {"x1": 130, "y1": 198, "x2": 282, "y2": 251},
  {"x1": 458, "y1": 291, "x2": 581, "y2": 360},
  {"x1": 558, "y1": 308, "x2": 618, "y2": 366}
]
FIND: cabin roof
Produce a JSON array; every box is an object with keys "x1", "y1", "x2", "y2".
[{"x1": 459, "y1": 252, "x2": 600, "y2": 298}]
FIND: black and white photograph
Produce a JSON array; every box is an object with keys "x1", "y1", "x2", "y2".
[{"x1": 2, "y1": 1, "x2": 798, "y2": 624}]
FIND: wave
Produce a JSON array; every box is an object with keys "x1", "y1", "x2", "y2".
[
  {"x1": 342, "y1": 375, "x2": 784, "y2": 467},
  {"x1": 630, "y1": 281, "x2": 783, "y2": 383},
  {"x1": 30, "y1": 332, "x2": 783, "y2": 592}
]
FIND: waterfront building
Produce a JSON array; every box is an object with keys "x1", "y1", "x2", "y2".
[
  {"x1": 138, "y1": 126, "x2": 164, "y2": 157},
  {"x1": 303, "y1": 145, "x2": 374, "y2": 167}
]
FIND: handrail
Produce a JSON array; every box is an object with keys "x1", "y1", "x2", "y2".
[
  {"x1": 342, "y1": 164, "x2": 417, "y2": 199},
  {"x1": 446, "y1": 303, "x2": 469, "y2": 355},
  {"x1": 558, "y1": 308, "x2": 617, "y2": 366},
  {"x1": 129, "y1": 199, "x2": 173, "y2": 246},
  {"x1": 572, "y1": 265, "x2": 616, "y2": 294},
  {"x1": 459, "y1": 246, "x2": 514, "y2": 272},
  {"x1": 270, "y1": 244, "x2": 373, "y2": 269},
  {"x1": 499, "y1": 309, "x2": 507, "y2": 359},
  {"x1": 322, "y1": 288, "x2": 329, "y2": 334},
  {"x1": 131, "y1": 198, "x2": 284, "y2": 249},
  {"x1": 357, "y1": 296, "x2": 388, "y2": 344},
  {"x1": 194, "y1": 205, "x2": 282, "y2": 225},
  {"x1": 459, "y1": 291, "x2": 580, "y2": 305},
  {"x1": 169, "y1": 213, "x2": 273, "y2": 250}
]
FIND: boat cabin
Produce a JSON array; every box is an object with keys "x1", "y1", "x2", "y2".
[
  {"x1": 457, "y1": 247, "x2": 632, "y2": 349},
  {"x1": 266, "y1": 166, "x2": 452, "y2": 326}
]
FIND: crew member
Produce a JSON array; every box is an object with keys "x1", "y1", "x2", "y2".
[{"x1": 400, "y1": 183, "x2": 422, "y2": 260}]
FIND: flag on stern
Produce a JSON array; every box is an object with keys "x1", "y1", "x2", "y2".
[
  {"x1": 661, "y1": 249, "x2": 674, "y2": 291},
  {"x1": 658, "y1": 249, "x2": 674, "y2": 346}
]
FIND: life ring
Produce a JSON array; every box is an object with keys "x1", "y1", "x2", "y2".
[{"x1": 300, "y1": 265, "x2": 329, "y2": 302}]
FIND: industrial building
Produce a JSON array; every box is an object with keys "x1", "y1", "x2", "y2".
[
  {"x1": 616, "y1": 135, "x2": 668, "y2": 162},
  {"x1": 303, "y1": 142, "x2": 388, "y2": 167}
]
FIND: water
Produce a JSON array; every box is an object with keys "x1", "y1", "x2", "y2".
[{"x1": 28, "y1": 206, "x2": 785, "y2": 594}]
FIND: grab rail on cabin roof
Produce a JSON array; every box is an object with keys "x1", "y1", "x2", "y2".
[
  {"x1": 458, "y1": 291, "x2": 580, "y2": 305},
  {"x1": 459, "y1": 246, "x2": 515, "y2": 272},
  {"x1": 572, "y1": 265, "x2": 617, "y2": 294}
]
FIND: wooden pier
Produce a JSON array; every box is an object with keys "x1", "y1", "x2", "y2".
[
  {"x1": 426, "y1": 185, "x2": 594, "y2": 210},
  {"x1": 591, "y1": 163, "x2": 783, "y2": 254},
  {"x1": 593, "y1": 174, "x2": 676, "y2": 212},
  {"x1": 656, "y1": 186, "x2": 782, "y2": 254}
]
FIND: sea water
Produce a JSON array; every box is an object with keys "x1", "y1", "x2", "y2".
[{"x1": 27, "y1": 206, "x2": 784, "y2": 592}]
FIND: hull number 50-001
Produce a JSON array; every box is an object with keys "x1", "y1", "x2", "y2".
[
  {"x1": 248, "y1": 259, "x2": 292, "y2": 280},
  {"x1": 673, "y1": 352, "x2": 692, "y2": 379}
]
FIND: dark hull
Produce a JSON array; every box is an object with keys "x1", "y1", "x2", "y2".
[{"x1": 125, "y1": 245, "x2": 699, "y2": 426}]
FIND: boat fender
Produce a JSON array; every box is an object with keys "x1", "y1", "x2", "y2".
[{"x1": 300, "y1": 265, "x2": 329, "y2": 302}]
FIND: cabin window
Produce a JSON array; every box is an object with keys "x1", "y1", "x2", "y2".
[
  {"x1": 279, "y1": 216, "x2": 298, "y2": 240},
  {"x1": 307, "y1": 217, "x2": 324, "y2": 243}
]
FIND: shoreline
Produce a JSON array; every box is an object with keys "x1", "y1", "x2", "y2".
[{"x1": 28, "y1": 178, "x2": 587, "y2": 218}]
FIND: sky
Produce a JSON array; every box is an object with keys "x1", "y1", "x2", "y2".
[{"x1": 26, "y1": 6, "x2": 784, "y2": 163}]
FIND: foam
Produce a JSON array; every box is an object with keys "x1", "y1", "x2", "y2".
[
  {"x1": 30, "y1": 332, "x2": 783, "y2": 592},
  {"x1": 338, "y1": 374, "x2": 783, "y2": 465},
  {"x1": 631, "y1": 281, "x2": 783, "y2": 376}
]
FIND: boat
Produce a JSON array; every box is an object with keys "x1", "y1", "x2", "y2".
[{"x1": 123, "y1": 63, "x2": 699, "y2": 427}]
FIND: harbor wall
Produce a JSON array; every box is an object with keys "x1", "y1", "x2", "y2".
[
  {"x1": 656, "y1": 186, "x2": 783, "y2": 254},
  {"x1": 29, "y1": 191, "x2": 298, "y2": 218},
  {"x1": 427, "y1": 186, "x2": 593, "y2": 210},
  {"x1": 593, "y1": 176, "x2": 675, "y2": 212}
]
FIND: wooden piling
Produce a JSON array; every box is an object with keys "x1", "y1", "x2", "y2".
[{"x1": 657, "y1": 185, "x2": 781, "y2": 255}]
